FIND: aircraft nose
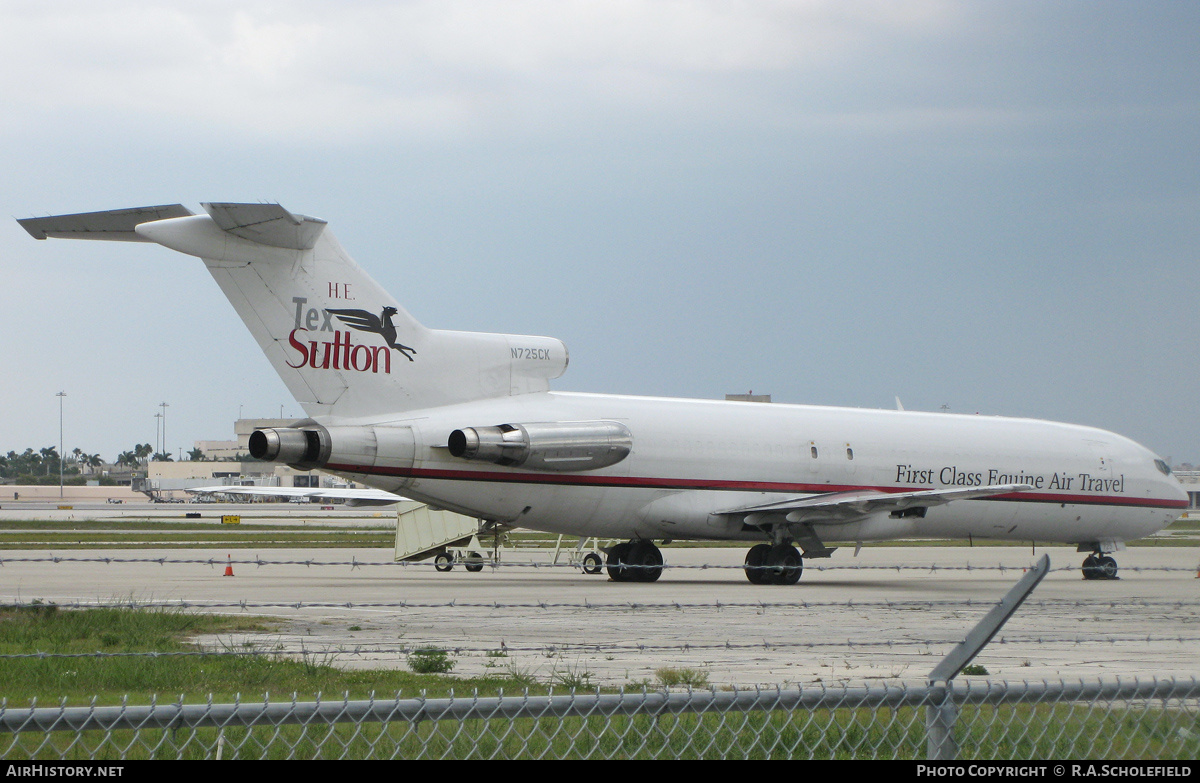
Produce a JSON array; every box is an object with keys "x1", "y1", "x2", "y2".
[
  {"x1": 1144, "y1": 452, "x2": 1189, "y2": 510},
  {"x1": 1167, "y1": 476, "x2": 1190, "y2": 507}
]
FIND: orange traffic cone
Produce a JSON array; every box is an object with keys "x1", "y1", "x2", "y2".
[{"x1": 224, "y1": 554, "x2": 234, "y2": 577}]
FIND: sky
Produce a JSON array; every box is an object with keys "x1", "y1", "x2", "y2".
[{"x1": 2, "y1": 0, "x2": 1198, "y2": 464}]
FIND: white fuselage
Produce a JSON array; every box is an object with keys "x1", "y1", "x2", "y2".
[
  {"x1": 320, "y1": 391, "x2": 1186, "y2": 547},
  {"x1": 21, "y1": 203, "x2": 1184, "y2": 554}
]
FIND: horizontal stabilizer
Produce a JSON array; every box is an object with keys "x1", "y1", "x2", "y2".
[
  {"x1": 17, "y1": 204, "x2": 194, "y2": 241},
  {"x1": 202, "y1": 202, "x2": 327, "y2": 250}
]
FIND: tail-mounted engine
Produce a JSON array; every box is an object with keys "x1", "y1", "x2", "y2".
[
  {"x1": 447, "y1": 421, "x2": 632, "y2": 472},
  {"x1": 249, "y1": 423, "x2": 414, "y2": 472}
]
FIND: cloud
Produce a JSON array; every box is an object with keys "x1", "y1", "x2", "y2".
[
  {"x1": 0, "y1": 0, "x2": 961, "y2": 144},
  {"x1": 4, "y1": 1, "x2": 1197, "y2": 462}
]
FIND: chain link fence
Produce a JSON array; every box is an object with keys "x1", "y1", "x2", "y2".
[
  {"x1": 4, "y1": 550, "x2": 1198, "y2": 759},
  {"x1": 3, "y1": 676, "x2": 1197, "y2": 760}
]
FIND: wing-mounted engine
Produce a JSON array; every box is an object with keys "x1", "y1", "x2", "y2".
[
  {"x1": 249, "y1": 423, "x2": 415, "y2": 472},
  {"x1": 447, "y1": 421, "x2": 632, "y2": 472}
]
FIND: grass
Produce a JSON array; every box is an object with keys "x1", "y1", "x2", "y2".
[
  {"x1": 407, "y1": 647, "x2": 456, "y2": 674},
  {"x1": 1, "y1": 606, "x2": 1196, "y2": 760},
  {"x1": 0, "y1": 519, "x2": 395, "y2": 549},
  {"x1": 656, "y1": 666, "x2": 711, "y2": 688},
  {"x1": 0, "y1": 605, "x2": 528, "y2": 706}
]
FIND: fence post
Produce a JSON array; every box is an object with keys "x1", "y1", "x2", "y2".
[
  {"x1": 926, "y1": 682, "x2": 957, "y2": 760},
  {"x1": 925, "y1": 554, "x2": 1050, "y2": 759}
]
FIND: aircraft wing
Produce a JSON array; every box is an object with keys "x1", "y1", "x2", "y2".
[
  {"x1": 186, "y1": 485, "x2": 406, "y2": 506},
  {"x1": 718, "y1": 484, "x2": 1033, "y2": 525}
]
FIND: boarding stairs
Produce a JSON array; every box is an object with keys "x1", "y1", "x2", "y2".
[{"x1": 393, "y1": 504, "x2": 607, "y2": 574}]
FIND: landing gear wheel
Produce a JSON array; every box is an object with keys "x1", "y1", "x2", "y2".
[
  {"x1": 607, "y1": 542, "x2": 633, "y2": 582},
  {"x1": 464, "y1": 551, "x2": 485, "y2": 573},
  {"x1": 627, "y1": 541, "x2": 664, "y2": 583},
  {"x1": 1082, "y1": 553, "x2": 1119, "y2": 580},
  {"x1": 606, "y1": 541, "x2": 663, "y2": 582},
  {"x1": 768, "y1": 544, "x2": 803, "y2": 585},
  {"x1": 1082, "y1": 554, "x2": 1099, "y2": 580},
  {"x1": 434, "y1": 552, "x2": 453, "y2": 572},
  {"x1": 745, "y1": 544, "x2": 802, "y2": 584},
  {"x1": 1097, "y1": 555, "x2": 1118, "y2": 580},
  {"x1": 744, "y1": 544, "x2": 771, "y2": 584},
  {"x1": 582, "y1": 552, "x2": 604, "y2": 575}
]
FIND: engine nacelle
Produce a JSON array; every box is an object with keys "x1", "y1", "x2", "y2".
[
  {"x1": 447, "y1": 421, "x2": 632, "y2": 472},
  {"x1": 250, "y1": 427, "x2": 330, "y2": 468},
  {"x1": 249, "y1": 424, "x2": 415, "y2": 472}
]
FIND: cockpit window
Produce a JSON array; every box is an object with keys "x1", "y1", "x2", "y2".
[{"x1": 1154, "y1": 459, "x2": 1172, "y2": 476}]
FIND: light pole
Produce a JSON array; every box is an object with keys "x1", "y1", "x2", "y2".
[
  {"x1": 159, "y1": 402, "x2": 169, "y2": 458},
  {"x1": 155, "y1": 412, "x2": 162, "y2": 456},
  {"x1": 56, "y1": 391, "x2": 66, "y2": 498}
]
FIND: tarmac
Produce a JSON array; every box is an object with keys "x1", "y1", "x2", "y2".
[{"x1": 2, "y1": 540, "x2": 1198, "y2": 688}]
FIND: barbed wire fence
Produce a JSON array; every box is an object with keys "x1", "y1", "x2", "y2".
[
  {"x1": 2, "y1": 554, "x2": 1199, "y2": 759},
  {"x1": 5, "y1": 556, "x2": 1197, "y2": 675},
  {"x1": 3, "y1": 553, "x2": 1198, "y2": 576},
  {"x1": 3, "y1": 597, "x2": 1197, "y2": 686}
]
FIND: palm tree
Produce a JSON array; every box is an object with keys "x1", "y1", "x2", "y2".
[
  {"x1": 9, "y1": 449, "x2": 41, "y2": 477},
  {"x1": 39, "y1": 447, "x2": 59, "y2": 476},
  {"x1": 134, "y1": 444, "x2": 153, "y2": 465}
]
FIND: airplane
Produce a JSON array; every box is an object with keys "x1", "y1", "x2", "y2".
[
  {"x1": 184, "y1": 485, "x2": 405, "y2": 506},
  {"x1": 19, "y1": 202, "x2": 1188, "y2": 584}
]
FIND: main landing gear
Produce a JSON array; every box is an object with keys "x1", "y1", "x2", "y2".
[
  {"x1": 602, "y1": 536, "x2": 817, "y2": 585},
  {"x1": 606, "y1": 540, "x2": 664, "y2": 582},
  {"x1": 1081, "y1": 552, "x2": 1119, "y2": 580},
  {"x1": 743, "y1": 543, "x2": 803, "y2": 585}
]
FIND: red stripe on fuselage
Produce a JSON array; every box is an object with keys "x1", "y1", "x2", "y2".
[{"x1": 324, "y1": 463, "x2": 1188, "y2": 510}]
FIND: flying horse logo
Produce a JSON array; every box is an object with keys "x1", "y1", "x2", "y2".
[{"x1": 326, "y1": 306, "x2": 417, "y2": 362}]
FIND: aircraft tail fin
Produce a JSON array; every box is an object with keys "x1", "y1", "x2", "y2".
[{"x1": 19, "y1": 203, "x2": 568, "y2": 420}]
